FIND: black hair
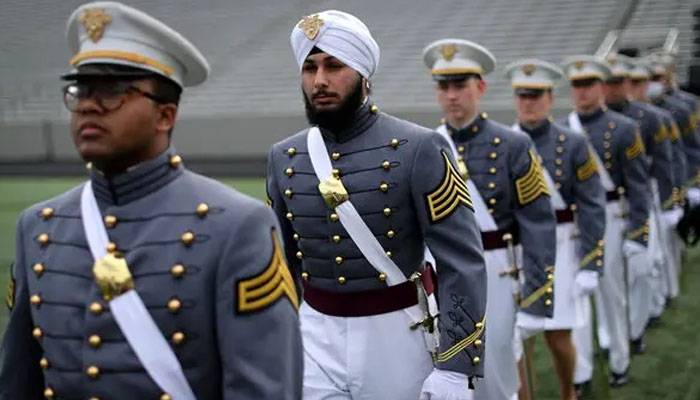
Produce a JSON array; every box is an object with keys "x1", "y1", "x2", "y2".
[{"x1": 150, "y1": 75, "x2": 182, "y2": 106}]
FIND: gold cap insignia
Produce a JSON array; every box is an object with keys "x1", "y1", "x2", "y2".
[
  {"x1": 298, "y1": 14, "x2": 324, "y2": 40},
  {"x1": 521, "y1": 64, "x2": 536, "y2": 76},
  {"x1": 79, "y1": 8, "x2": 112, "y2": 43},
  {"x1": 440, "y1": 44, "x2": 457, "y2": 61},
  {"x1": 574, "y1": 60, "x2": 586, "y2": 70}
]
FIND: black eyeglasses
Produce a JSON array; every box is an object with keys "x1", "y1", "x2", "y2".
[{"x1": 62, "y1": 81, "x2": 167, "y2": 112}]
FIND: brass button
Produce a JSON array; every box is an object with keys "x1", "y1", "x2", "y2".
[
  {"x1": 44, "y1": 387, "x2": 54, "y2": 399},
  {"x1": 471, "y1": 125, "x2": 479, "y2": 133},
  {"x1": 381, "y1": 160, "x2": 391, "y2": 170},
  {"x1": 370, "y1": 104, "x2": 379, "y2": 114},
  {"x1": 608, "y1": 122, "x2": 616, "y2": 130},
  {"x1": 296, "y1": 251, "x2": 303, "y2": 259},
  {"x1": 383, "y1": 207, "x2": 392, "y2": 217},
  {"x1": 301, "y1": 272, "x2": 310, "y2": 281},
  {"x1": 379, "y1": 182, "x2": 389, "y2": 192},
  {"x1": 546, "y1": 287, "x2": 553, "y2": 294},
  {"x1": 489, "y1": 167, "x2": 497, "y2": 174},
  {"x1": 488, "y1": 208, "x2": 494, "y2": 214},
  {"x1": 171, "y1": 264, "x2": 186, "y2": 278},
  {"x1": 332, "y1": 235, "x2": 341, "y2": 243},
  {"x1": 555, "y1": 169, "x2": 562, "y2": 177},
  {"x1": 489, "y1": 198, "x2": 497, "y2": 205},
  {"x1": 293, "y1": 233, "x2": 300, "y2": 241},
  {"x1": 489, "y1": 152, "x2": 497, "y2": 159},
  {"x1": 596, "y1": 260, "x2": 604, "y2": 267},
  {"x1": 196, "y1": 203, "x2": 209, "y2": 217},
  {"x1": 378, "y1": 273, "x2": 387, "y2": 282},
  {"x1": 385, "y1": 251, "x2": 393, "y2": 258},
  {"x1": 475, "y1": 322, "x2": 484, "y2": 329},
  {"x1": 473, "y1": 356, "x2": 481, "y2": 365},
  {"x1": 284, "y1": 188, "x2": 293, "y2": 198},
  {"x1": 545, "y1": 299, "x2": 553, "y2": 306},
  {"x1": 88, "y1": 334, "x2": 102, "y2": 348},
  {"x1": 86, "y1": 162, "x2": 93, "y2": 170},
  {"x1": 106, "y1": 242, "x2": 117, "y2": 253},
  {"x1": 335, "y1": 256, "x2": 344, "y2": 265},
  {"x1": 33, "y1": 263, "x2": 45, "y2": 276},
  {"x1": 89, "y1": 397, "x2": 101, "y2": 400},
  {"x1": 37, "y1": 233, "x2": 50, "y2": 246},
  {"x1": 331, "y1": 152, "x2": 341, "y2": 161},
  {"x1": 481, "y1": 112, "x2": 489, "y2": 119},
  {"x1": 604, "y1": 162, "x2": 612, "y2": 169},
  {"x1": 390, "y1": 138, "x2": 400, "y2": 148},
  {"x1": 86, "y1": 365, "x2": 100, "y2": 379},
  {"x1": 169, "y1": 155, "x2": 182, "y2": 168},
  {"x1": 287, "y1": 147, "x2": 296, "y2": 156},
  {"x1": 171, "y1": 331, "x2": 186, "y2": 345},
  {"x1": 457, "y1": 145, "x2": 465, "y2": 153},
  {"x1": 285, "y1": 167, "x2": 294, "y2": 177},
  {"x1": 104, "y1": 215, "x2": 117, "y2": 228},
  {"x1": 286, "y1": 212, "x2": 294, "y2": 221},
  {"x1": 40, "y1": 357, "x2": 50, "y2": 369},
  {"x1": 474, "y1": 339, "x2": 482, "y2": 347},
  {"x1": 604, "y1": 131, "x2": 612, "y2": 139},
  {"x1": 181, "y1": 231, "x2": 195, "y2": 246},
  {"x1": 332, "y1": 168, "x2": 341, "y2": 177},
  {"x1": 167, "y1": 298, "x2": 182, "y2": 313},
  {"x1": 493, "y1": 137, "x2": 501, "y2": 145},
  {"x1": 161, "y1": 394, "x2": 173, "y2": 400},
  {"x1": 556, "y1": 146, "x2": 564, "y2": 154},
  {"x1": 337, "y1": 276, "x2": 346, "y2": 285},
  {"x1": 387, "y1": 230, "x2": 396, "y2": 239},
  {"x1": 604, "y1": 152, "x2": 612, "y2": 160},
  {"x1": 558, "y1": 134, "x2": 566, "y2": 142},
  {"x1": 41, "y1": 207, "x2": 54, "y2": 220},
  {"x1": 330, "y1": 213, "x2": 339, "y2": 222},
  {"x1": 30, "y1": 294, "x2": 42, "y2": 306},
  {"x1": 89, "y1": 302, "x2": 104, "y2": 315},
  {"x1": 555, "y1": 158, "x2": 563, "y2": 166},
  {"x1": 555, "y1": 182, "x2": 561, "y2": 189},
  {"x1": 603, "y1": 142, "x2": 611, "y2": 149},
  {"x1": 547, "y1": 273, "x2": 554, "y2": 281},
  {"x1": 487, "y1": 182, "x2": 496, "y2": 189},
  {"x1": 33, "y1": 326, "x2": 43, "y2": 339}
]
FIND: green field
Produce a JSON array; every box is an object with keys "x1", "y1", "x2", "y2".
[{"x1": 0, "y1": 177, "x2": 698, "y2": 399}]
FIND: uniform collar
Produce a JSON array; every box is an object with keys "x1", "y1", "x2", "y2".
[
  {"x1": 90, "y1": 146, "x2": 184, "y2": 206},
  {"x1": 446, "y1": 112, "x2": 489, "y2": 143},
  {"x1": 319, "y1": 98, "x2": 380, "y2": 143},
  {"x1": 519, "y1": 117, "x2": 551, "y2": 138},
  {"x1": 577, "y1": 106, "x2": 606, "y2": 124},
  {"x1": 606, "y1": 100, "x2": 629, "y2": 113}
]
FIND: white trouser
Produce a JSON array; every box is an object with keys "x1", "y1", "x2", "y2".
[
  {"x1": 627, "y1": 249, "x2": 651, "y2": 341},
  {"x1": 473, "y1": 248, "x2": 519, "y2": 400},
  {"x1": 662, "y1": 208, "x2": 684, "y2": 300},
  {"x1": 301, "y1": 302, "x2": 433, "y2": 400},
  {"x1": 572, "y1": 296, "x2": 594, "y2": 384},
  {"x1": 546, "y1": 222, "x2": 584, "y2": 331},
  {"x1": 575, "y1": 201, "x2": 630, "y2": 379},
  {"x1": 648, "y1": 206, "x2": 668, "y2": 318}
]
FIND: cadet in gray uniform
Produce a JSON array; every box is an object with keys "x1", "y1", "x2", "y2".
[
  {"x1": 628, "y1": 57, "x2": 687, "y2": 310},
  {"x1": 561, "y1": 56, "x2": 650, "y2": 389},
  {"x1": 504, "y1": 59, "x2": 606, "y2": 400},
  {"x1": 423, "y1": 39, "x2": 556, "y2": 400},
  {"x1": 271, "y1": 10, "x2": 487, "y2": 400},
  {"x1": 603, "y1": 54, "x2": 676, "y2": 353},
  {"x1": 0, "y1": 3, "x2": 302, "y2": 399}
]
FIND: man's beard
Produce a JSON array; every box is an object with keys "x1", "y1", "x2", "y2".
[{"x1": 303, "y1": 78, "x2": 364, "y2": 133}]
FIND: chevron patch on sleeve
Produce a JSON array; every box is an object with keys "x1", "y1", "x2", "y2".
[
  {"x1": 237, "y1": 230, "x2": 299, "y2": 313},
  {"x1": 625, "y1": 132, "x2": 645, "y2": 160},
  {"x1": 515, "y1": 149, "x2": 550, "y2": 205},
  {"x1": 425, "y1": 151, "x2": 473, "y2": 222},
  {"x1": 576, "y1": 150, "x2": 598, "y2": 181}
]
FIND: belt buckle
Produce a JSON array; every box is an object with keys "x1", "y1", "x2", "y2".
[
  {"x1": 93, "y1": 253, "x2": 134, "y2": 301},
  {"x1": 318, "y1": 173, "x2": 349, "y2": 209}
]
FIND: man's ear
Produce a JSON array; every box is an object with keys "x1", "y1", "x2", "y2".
[{"x1": 156, "y1": 103, "x2": 178, "y2": 135}]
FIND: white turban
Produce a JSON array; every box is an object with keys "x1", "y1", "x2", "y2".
[{"x1": 290, "y1": 10, "x2": 380, "y2": 79}]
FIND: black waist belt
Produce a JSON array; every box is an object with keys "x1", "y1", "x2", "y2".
[
  {"x1": 606, "y1": 190, "x2": 620, "y2": 202},
  {"x1": 481, "y1": 229, "x2": 519, "y2": 250},
  {"x1": 556, "y1": 209, "x2": 574, "y2": 224}
]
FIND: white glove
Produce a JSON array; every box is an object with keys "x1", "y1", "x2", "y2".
[
  {"x1": 574, "y1": 270, "x2": 599, "y2": 297},
  {"x1": 419, "y1": 369, "x2": 473, "y2": 400},
  {"x1": 687, "y1": 187, "x2": 700, "y2": 208},
  {"x1": 622, "y1": 239, "x2": 646, "y2": 259},
  {"x1": 516, "y1": 311, "x2": 546, "y2": 340}
]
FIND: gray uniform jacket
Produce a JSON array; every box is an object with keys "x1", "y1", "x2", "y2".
[
  {"x1": 608, "y1": 100, "x2": 675, "y2": 209},
  {"x1": 444, "y1": 112, "x2": 556, "y2": 317},
  {"x1": 562, "y1": 108, "x2": 650, "y2": 245},
  {"x1": 663, "y1": 90, "x2": 700, "y2": 187},
  {"x1": 266, "y1": 101, "x2": 488, "y2": 377},
  {"x1": 519, "y1": 119, "x2": 606, "y2": 273},
  {"x1": 0, "y1": 148, "x2": 303, "y2": 400}
]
